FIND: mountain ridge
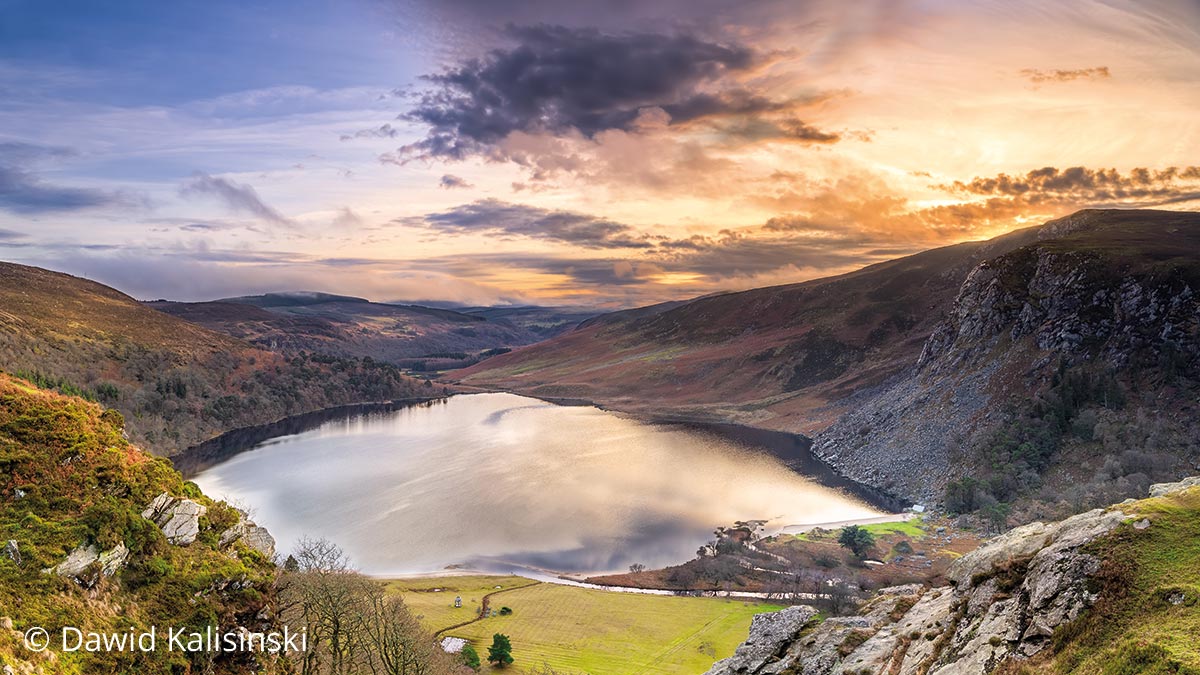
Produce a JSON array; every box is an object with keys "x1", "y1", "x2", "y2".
[
  {"x1": 0, "y1": 261, "x2": 432, "y2": 456},
  {"x1": 456, "y1": 209, "x2": 1200, "y2": 509}
]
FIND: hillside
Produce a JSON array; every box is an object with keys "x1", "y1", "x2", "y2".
[
  {"x1": 0, "y1": 373, "x2": 278, "y2": 674},
  {"x1": 705, "y1": 477, "x2": 1200, "y2": 675},
  {"x1": 148, "y1": 292, "x2": 557, "y2": 370},
  {"x1": 0, "y1": 262, "x2": 433, "y2": 455},
  {"x1": 456, "y1": 210, "x2": 1200, "y2": 509}
]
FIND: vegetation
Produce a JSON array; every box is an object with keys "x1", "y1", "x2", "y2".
[
  {"x1": 486, "y1": 634, "x2": 513, "y2": 668},
  {"x1": 277, "y1": 538, "x2": 462, "y2": 675},
  {"x1": 837, "y1": 525, "x2": 876, "y2": 559},
  {"x1": 1000, "y1": 486, "x2": 1200, "y2": 674},
  {"x1": 0, "y1": 262, "x2": 435, "y2": 456},
  {"x1": 947, "y1": 358, "x2": 1198, "y2": 524},
  {"x1": 0, "y1": 373, "x2": 277, "y2": 674},
  {"x1": 461, "y1": 644, "x2": 481, "y2": 671},
  {"x1": 389, "y1": 576, "x2": 784, "y2": 675}
]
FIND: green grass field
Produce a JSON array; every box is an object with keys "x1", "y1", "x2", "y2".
[
  {"x1": 384, "y1": 575, "x2": 539, "y2": 633},
  {"x1": 792, "y1": 517, "x2": 927, "y2": 542},
  {"x1": 387, "y1": 576, "x2": 782, "y2": 675}
]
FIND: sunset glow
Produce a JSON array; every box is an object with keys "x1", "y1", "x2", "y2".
[{"x1": 2, "y1": 0, "x2": 1198, "y2": 306}]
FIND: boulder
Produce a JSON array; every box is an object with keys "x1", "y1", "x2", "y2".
[
  {"x1": 218, "y1": 512, "x2": 276, "y2": 558},
  {"x1": 48, "y1": 544, "x2": 99, "y2": 579},
  {"x1": 710, "y1": 503, "x2": 1133, "y2": 674},
  {"x1": 1149, "y1": 476, "x2": 1200, "y2": 498},
  {"x1": 97, "y1": 543, "x2": 130, "y2": 577},
  {"x1": 704, "y1": 605, "x2": 819, "y2": 675},
  {"x1": 142, "y1": 492, "x2": 207, "y2": 545},
  {"x1": 45, "y1": 542, "x2": 129, "y2": 586}
]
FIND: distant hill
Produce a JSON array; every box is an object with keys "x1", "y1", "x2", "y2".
[
  {"x1": 456, "y1": 210, "x2": 1200, "y2": 510},
  {"x1": 0, "y1": 262, "x2": 433, "y2": 455},
  {"x1": 454, "y1": 305, "x2": 601, "y2": 338},
  {"x1": 148, "y1": 294, "x2": 565, "y2": 369}
]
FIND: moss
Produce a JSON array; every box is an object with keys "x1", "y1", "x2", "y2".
[
  {"x1": 1026, "y1": 489, "x2": 1200, "y2": 673},
  {"x1": 839, "y1": 628, "x2": 874, "y2": 655},
  {"x1": 0, "y1": 374, "x2": 278, "y2": 674}
]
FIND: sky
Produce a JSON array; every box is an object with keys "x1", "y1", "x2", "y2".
[{"x1": 1, "y1": 0, "x2": 1198, "y2": 307}]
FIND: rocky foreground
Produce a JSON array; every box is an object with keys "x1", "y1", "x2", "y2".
[{"x1": 706, "y1": 477, "x2": 1200, "y2": 675}]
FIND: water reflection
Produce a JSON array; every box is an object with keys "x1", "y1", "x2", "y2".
[{"x1": 192, "y1": 393, "x2": 883, "y2": 575}]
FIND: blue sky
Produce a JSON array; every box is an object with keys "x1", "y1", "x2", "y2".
[{"x1": 1, "y1": 0, "x2": 1197, "y2": 305}]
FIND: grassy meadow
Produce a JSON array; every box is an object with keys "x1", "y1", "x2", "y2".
[{"x1": 387, "y1": 576, "x2": 783, "y2": 675}]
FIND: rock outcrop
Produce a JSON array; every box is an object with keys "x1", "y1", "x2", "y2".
[
  {"x1": 707, "y1": 606, "x2": 820, "y2": 674},
  {"x1": 45, "y1": 542, "x2": 129, "y2": 587},
  {"x1": 2, "y1": 539, "x2": 19, "y2": 566},
  {"x1": 811, "y1": 210, "x2": 1200, "y2": 503},
  {"x1": 707, "y1": 478, "x2": 1199, "y2": 675},
  {"x1": 142, "y1": 492, "x2": 207, "y2": 545},
  {"x1": 219, "y1": 511, "x2": 277, "y2": 558}
]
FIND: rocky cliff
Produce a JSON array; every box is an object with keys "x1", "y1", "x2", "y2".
[
  {"x1": 706, "y1": 477, "x2": 1200, "y2": 675},
  {"x1": 457, "y1": 210, "x2": 1200, "y2": 508},
  {"x1": 810, "y1": 210, "x2": 1200, "y2": 505}
]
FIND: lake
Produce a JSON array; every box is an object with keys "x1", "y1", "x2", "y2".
[{"x1": 189, "y1": 393, "x2": 886, "y2": 576}]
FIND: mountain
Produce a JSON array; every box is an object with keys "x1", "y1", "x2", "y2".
[
  {"x1": 456, "y1": 210, "x2": 1200, "y2": 509},
  {"x1": 705, "y1": 477, "x2": 1200, "y2": 675},
  {"x1": 147, "y1": 293, "x2": 554, "y2": 369},
  {"x1": 453, "y1": 305, "x2": 600, "y2": 338},
  {"x1": 0, "y1": 262, "x2": 432, "y2": 455}
]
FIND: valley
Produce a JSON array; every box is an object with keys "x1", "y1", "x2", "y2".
[{"x1": 1, "y1": 209, "x2": 1198, "y2": 675}]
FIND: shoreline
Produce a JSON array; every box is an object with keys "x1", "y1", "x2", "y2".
[
  {"x1": 368, "y1": 510, "x2": 915, "y2": 597},
  {"x1": 469, "y1": 386, "x2": 910, "y2": 513},
  {"x1": 170, "y1": 394, "x2": 450, "y2": 478}
]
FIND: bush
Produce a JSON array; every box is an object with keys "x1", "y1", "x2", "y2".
[{"x1": 838, "y1": 525, "x2": 875, "y2": 558}]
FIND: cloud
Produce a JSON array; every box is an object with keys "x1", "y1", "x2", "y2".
[
  {"x1": 406, "y1": 198, "x2": 655, "y2": 249},
  {"x1": 439, "y1": 174, "x2": 474, "y2": 189},
  {"x1": 393, "y1": 24, "x2": 838, "y2": 162},
  {"x1": 1020, "y1": 66, "x2": 1111, "y2": 84},
  {"x1": 0, "y1": 142, "x2": 129, "y2": 214},
  {"x1": 941, "y1": 166, "x2": 1200, "y2": 205},
  {"x1": 0, "y1": 227, "x2": 26, "y2": 240},
  {"x1": 339, "y1": 123, "x2": 400, "y2": 141},
  {"x1": 179, "y1": 172, "x2": 293, "y2": 225},
  {"x1": 332, "y1": 206, "x2": 364, "y2": 228}
]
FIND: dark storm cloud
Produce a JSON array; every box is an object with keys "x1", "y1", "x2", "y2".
[
  {"x1": 179, "y1": 173, "x2": 293, "y2": 226},
  {"x1": 439, "y1": 174, "x2": 474, "y2": 189},
  {"x1": 396, "y1": 24, "x2": 832, "y2": 160},
  {"x1": 1020, "y1": 67, "x2": 1111, "y2": 84},
  {"x1": 0, "y1": 142, "x2": 129, "y2": 214},
  {"x1": 942, "y1": 166, "x2": 1200, "y2": 203},
  {"x1": 406, "y1": 198, "x2": 655, "y2": 248}
]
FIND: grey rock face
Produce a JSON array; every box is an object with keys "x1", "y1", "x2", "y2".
[
  {"x1": 813, "y1": 221, "x2": 1199, "y2": 505},
  {"x1": 1149, "y1": 476, "x2": 1200, "y2": 497},
  {"x1": 706, "y1": 480, "x2": 1200, "y2": 675},
  {"x1": 48, "y1": 544, "x2": 99, "y2": 579},
  {"x1": 142, "y1": 492, "x2": 207, "y2": 545},
  {"x1": 704, "y1": 605, "x2": 819, "y2": 675},
  {"x1": 45, "y1": 542, "x2": 129, "y2": 586},
  {"x1": 218, "y1": 511, "x2": 277, "y2": 558},
  {"x1": 97, "y1": 542, "x2": 130, "y2": 577}
]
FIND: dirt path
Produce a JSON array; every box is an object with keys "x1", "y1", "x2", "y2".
[{"x1": 433, "y1": 580, "x2": 541, "y2": 638}]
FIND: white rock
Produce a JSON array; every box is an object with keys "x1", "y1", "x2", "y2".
[{"x1": 143, "y1": 493, "x2": 207, "y2": 545}]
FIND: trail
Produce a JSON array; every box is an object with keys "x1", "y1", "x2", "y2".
[{"x1": 433, "y1": 580, "x2": 541, "y2": 638}]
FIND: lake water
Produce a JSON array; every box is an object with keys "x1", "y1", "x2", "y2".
[{"x1": 190, "y1": 393, "x2": 885, "y2": 576}]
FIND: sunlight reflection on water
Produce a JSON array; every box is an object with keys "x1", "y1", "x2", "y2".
[{"x1": 193, "y1": 393, "x2": 881, "y2": 575}]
